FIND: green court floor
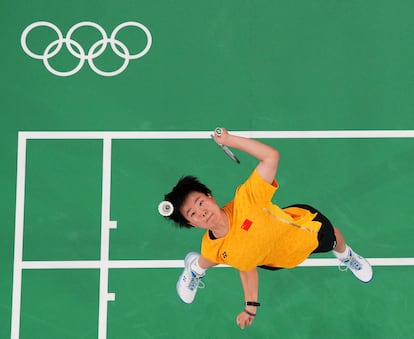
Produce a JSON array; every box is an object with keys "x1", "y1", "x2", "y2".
[{"x1": 1, "y1": 1, "x2": 414, "y2": 339}]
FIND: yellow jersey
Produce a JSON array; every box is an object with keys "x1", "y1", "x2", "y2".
[{"x1": 201, "y1": 170, "x2": 322, "y2": 271}]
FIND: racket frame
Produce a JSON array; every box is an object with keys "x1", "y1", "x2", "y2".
[{"x1": 210, "y1": 134, "x2": 241, "y2": 164}]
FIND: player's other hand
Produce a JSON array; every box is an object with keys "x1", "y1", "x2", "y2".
[{"x1": 236, "y1": 309, "x2": 255, "y2": 329}]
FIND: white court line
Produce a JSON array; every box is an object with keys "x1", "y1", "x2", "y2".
[
  {"x1": 98, "y1": 138, "x2": 114, "y2": 339},
  {"x1": 10, "y1": 134, "x2": 27, "y2": 339},
  {"x1": 17, "y1": 130, "x2": 414, "y2": 140},
  {"x1": 19, "y1": 258, "x2": 414, "y2": 269}
]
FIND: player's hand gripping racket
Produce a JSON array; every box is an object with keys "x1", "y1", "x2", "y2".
[{"x1": 210, "y1": 127, "x2": 240, "y2": 164}]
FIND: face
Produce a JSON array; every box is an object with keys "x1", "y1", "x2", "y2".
[{"x1": 180, "y1": 191, "x2": 221, "y2": 229}]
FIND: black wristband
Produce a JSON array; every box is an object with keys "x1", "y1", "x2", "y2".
[
  {"x1": 243, "y1": 308, "x2": 256, "y2": 317},
  {"x1": 245, "y1": 301, "x2": 261, "y2": 307}
]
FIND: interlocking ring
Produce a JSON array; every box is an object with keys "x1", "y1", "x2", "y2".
[{"x1": 21, "y1": 21, "x2": 152, "y2": 77}]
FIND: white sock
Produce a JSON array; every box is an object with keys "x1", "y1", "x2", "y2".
[
  {"x1": 190, "y1": 258, "x2": 206, "y2": 276},
  {"x1": 333, "y1": 244, "x2": 351, "y2": 260}
]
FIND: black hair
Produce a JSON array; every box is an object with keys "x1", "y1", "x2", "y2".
[{"x1": 163, "y1": 176, "x2": 212, "y2": 228}]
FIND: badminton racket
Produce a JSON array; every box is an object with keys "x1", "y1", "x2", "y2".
[{"x1": 210, "y1": 127, "x2": 240, "y2": 164}]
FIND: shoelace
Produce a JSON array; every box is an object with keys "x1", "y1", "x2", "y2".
[
  {"x1": 339, "y1": 251, "x2": 363, "y2": 272},
  {"x1": 188, "y1": 272, "x2": 205, "y2": 291}
]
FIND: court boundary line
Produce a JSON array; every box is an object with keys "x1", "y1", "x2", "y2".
[
  {"x1": 98, "y1": 138, "x2": 113, "y2": 339},
  {"x1": 18, "y1": 258, "x2": 414, "y2": 269},
  {"x1": 16, "y1": 130, "x2": 414, "y2": 139},
  {"x1": 11, "y1": 130, "x2": 414, "y2": 339}
]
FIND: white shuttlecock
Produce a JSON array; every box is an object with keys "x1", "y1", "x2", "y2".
[{"x1": 158, "y1": 201, "x2": 174, "y2": 216}]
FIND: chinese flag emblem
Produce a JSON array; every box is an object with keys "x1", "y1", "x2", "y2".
[{"x1": 241, "y1": 219, "x2": 253, "y2": 231}]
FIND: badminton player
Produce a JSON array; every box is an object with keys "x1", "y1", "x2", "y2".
[{"x1": 160, "y1": 127, "x2": 373, "y2": 329}]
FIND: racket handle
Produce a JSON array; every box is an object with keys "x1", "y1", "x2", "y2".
[{"x1": 215, "y1": 127, "x2": 222, "y2": 136}]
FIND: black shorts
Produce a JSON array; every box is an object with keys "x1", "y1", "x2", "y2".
[{"x1": 259, "y1": 204, "x2": 337, "y2": 271}]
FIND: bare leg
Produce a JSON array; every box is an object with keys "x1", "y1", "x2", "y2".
[
  {"x1": 197, "y1": 255, "x2": 217, "y2": 269},
  {"x1": 333, "y1": 227, "x2": 346, "y2": 253}
]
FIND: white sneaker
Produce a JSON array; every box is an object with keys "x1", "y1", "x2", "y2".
[
  {"x1": 337, "y1": 248, "x2": 373, "y2": 283},
  {"x1": 176, "y1": 252, "x2": 205, "y2": 303}
]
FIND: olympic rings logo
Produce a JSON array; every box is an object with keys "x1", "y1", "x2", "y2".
[{"x1": 21, "y1": 21, "x2": 152, "y2": 77}]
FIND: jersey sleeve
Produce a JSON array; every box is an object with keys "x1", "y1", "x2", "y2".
[{"x1": 235, "y1": 169, "x2": 278, "y2": 206}]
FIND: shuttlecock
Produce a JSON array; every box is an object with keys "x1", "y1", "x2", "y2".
[{"x1": 158, "y1": 201, "x2": 174, "y2": 216}]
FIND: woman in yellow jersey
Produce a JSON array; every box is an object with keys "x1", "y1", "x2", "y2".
[{"x1": 160, "y1": 128, "x2": 373, "y2": 329}]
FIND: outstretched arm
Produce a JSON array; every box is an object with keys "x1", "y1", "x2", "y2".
[
  {"x1": 237, "y1": 269, "x2": 259, "y2": 329},
  {"x1": 213, "y1": 128, "x2": 280, "y2": 183}
]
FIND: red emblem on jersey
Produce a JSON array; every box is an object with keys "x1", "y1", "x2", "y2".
[{"x1": 241, "y1": 219, "x2": 252, "y2": 231}]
